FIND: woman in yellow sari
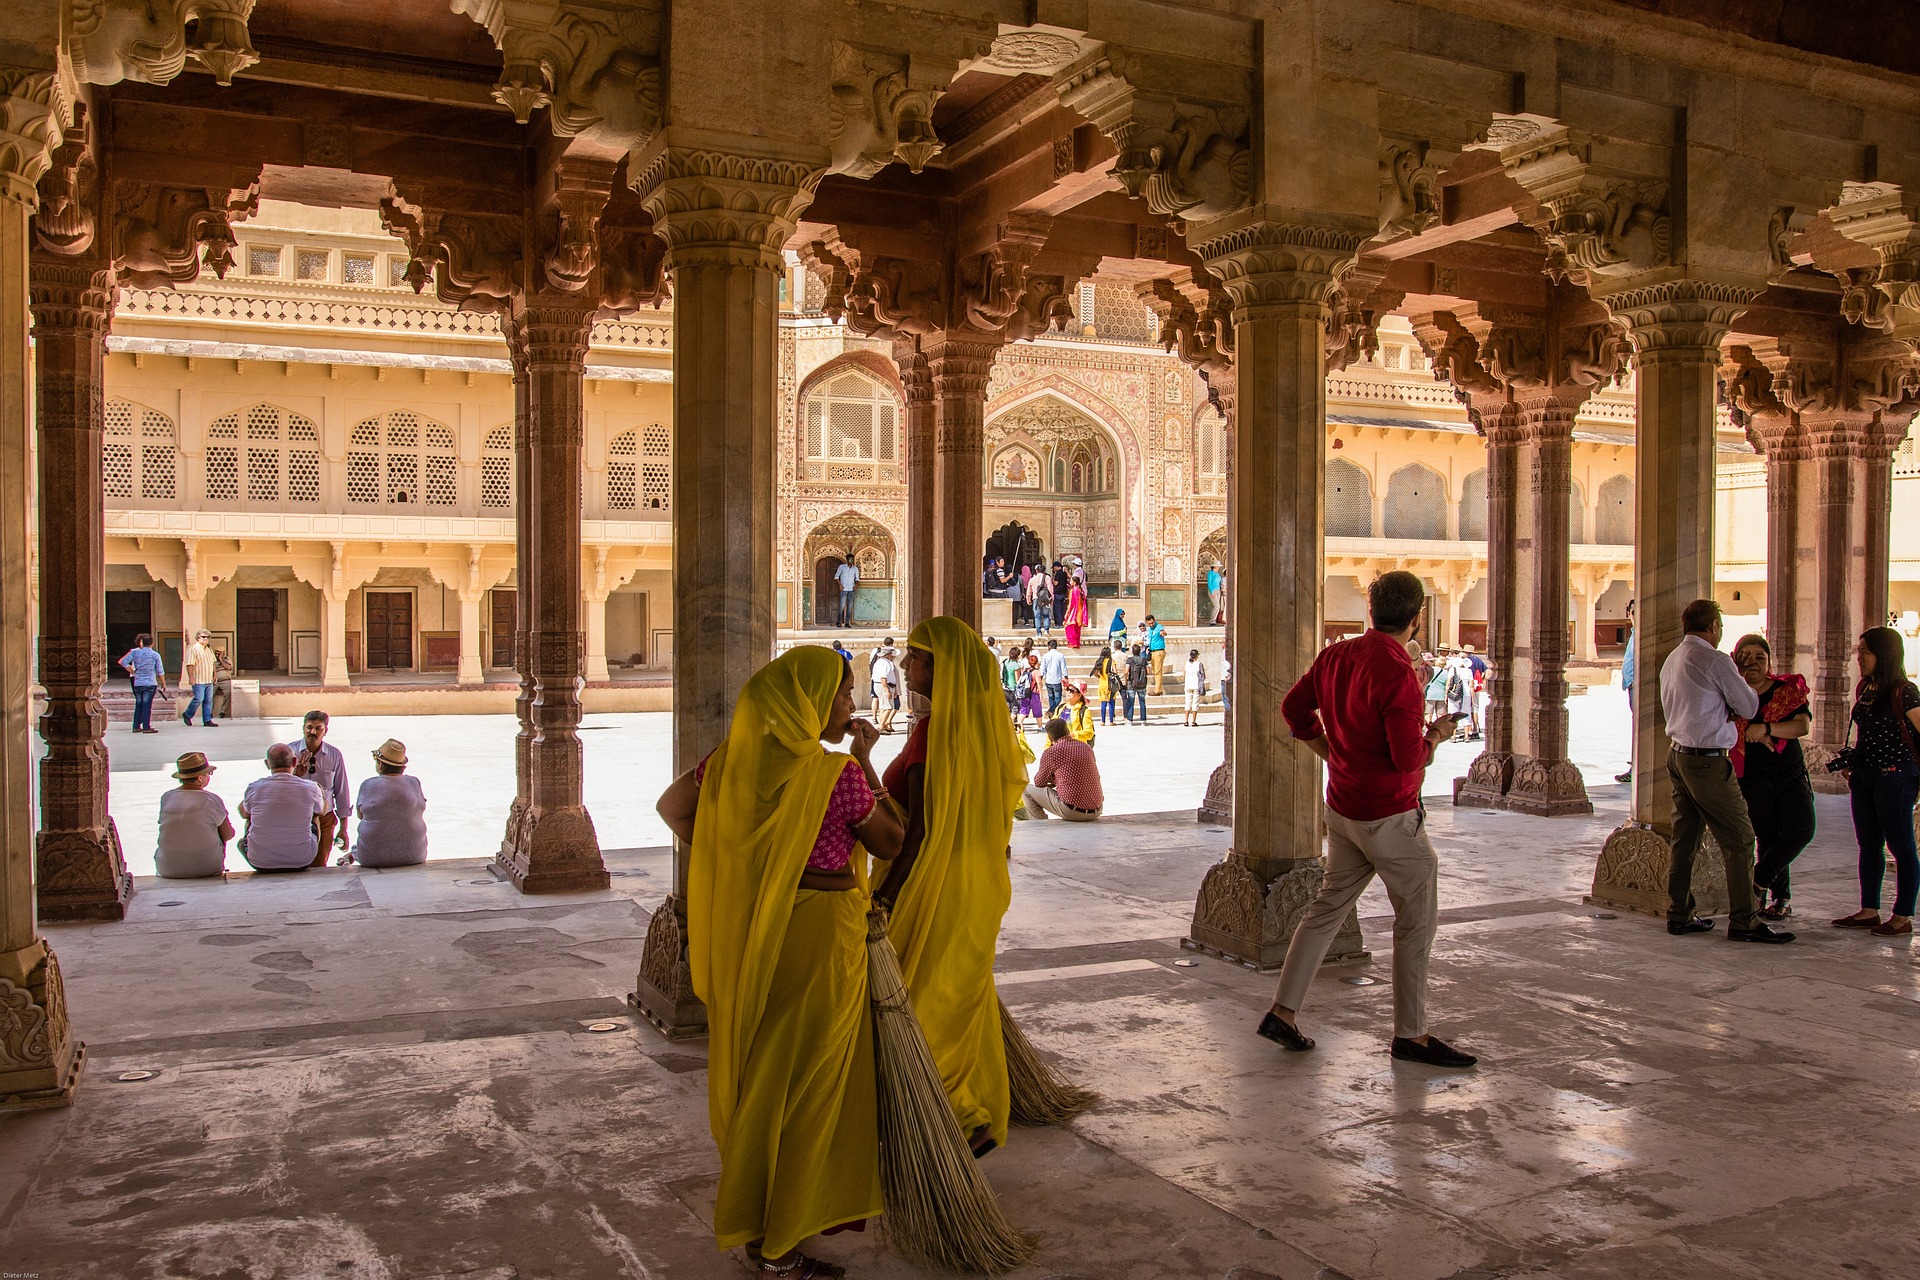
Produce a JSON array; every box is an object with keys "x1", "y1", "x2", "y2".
[
  {"x1": 876, "y1": 616, "x2": 1028, "y2": 1156},
  {"x1": 658, "y1": 646, "x2": 905, "y2": 1278}
]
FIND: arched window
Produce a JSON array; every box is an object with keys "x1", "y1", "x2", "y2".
[
  {"x1": 1458, "y1": 468, "x2": 1487, "y2": 541},
  {"x1": 205, "y1": 404, "x2": 320, "y2": 505},
  {"x1": 608, "y1": 423, "x2": 671, "y2": 512},
  {"x1": 804, "y1": 369, "x2": 898, "y2": 476},
  {"x1": 1384, "y1": 464, "x2": 1447, "y2": 540},
  {"x1": 1597, "y1": 474, "x2": 1634, "y2": 545},
  {"x1": 104, "y1": 399, "x2": 176, "y2": 502},
  {"x1": 1569, "y1": 478, "x2": 1587, "y2": 545},
  {"x1": 347, "y1": 410, "x2": 457, "y2": 507},
  {"x1": 1326, "y1": 458, "x2": 1373, "y2": 538},
  {"x1": 481, "y1": 425, "x2": 513, "y2": 510},
  {"x1": 1196, "y1": 408, "x2": 1226, "y2": 496}
]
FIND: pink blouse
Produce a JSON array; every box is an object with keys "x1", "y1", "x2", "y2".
[{"x1": 695, "y1": 754, "x2": 874, "y2": 872}]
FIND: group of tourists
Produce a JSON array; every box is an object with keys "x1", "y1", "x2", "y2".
[
  {"x1": 153, "y1": 710, "x2": 428, "y2": 878},
  {"x1": 116, "y1": 629, "x2": 232, "y2": 733},
  {"x1": 1659, "y1": 601, "x2": 1920, "y2": 940},
  {"x1": 1419, "y1": 646, "x2": 1488, "y2": 742}
]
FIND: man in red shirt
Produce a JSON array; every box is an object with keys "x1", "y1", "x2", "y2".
[
  {"x1": 1256, "y1": 570, "x2": 1477, "y2": 1068},
  {"x1": 1019, "y1": 719, "x2": 1104, "y2": 821}
]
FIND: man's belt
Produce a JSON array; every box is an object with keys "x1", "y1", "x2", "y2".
[
  {"x1": 1670, "y1": 744, "x2": 1728, "y2": 757},
  {"x1": 1062, "y1": 800, "x2": 1101, "y2": 813}
]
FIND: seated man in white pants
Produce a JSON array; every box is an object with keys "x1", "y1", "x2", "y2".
[{"x1": 1019, "y1": 718, "x2": 1104, "y2": 822}]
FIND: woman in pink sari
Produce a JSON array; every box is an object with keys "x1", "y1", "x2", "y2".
[{"x1": 1062, "y1": 579, "x2": 1089, "y2": 648}]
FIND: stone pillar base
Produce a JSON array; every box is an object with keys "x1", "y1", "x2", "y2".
[
  {"x1": 1504, "y1": 757, "x2": 1593, "y2": 817},
  {"x1": 1183, "y1": 857, "x2": 1367, "y2": 972},
  {"x1": 630, "y1": 896, "x2": 707, "y2": 1039},
  {"x1": 1453, "y1": 751, "x2": 1514, "y2": 809},
  {"x1": 35, "y1": 823, "x2": 132, "y2": 922},
  {"x1": 1587, "y1": 822, "x2": 1731, "y2": 918},
  {"x1": 491, "y1": 810, "x2": 607, "y2": 894},
  {"x1": 1803, "y1": 742, "x2": 1849, "y2": 794},
  {"x1": 0, "y1": 947, "x2": 84, "y2": 1114},
  {"x1": 1196, "y1": 760, "x2": 1231, "y2": 825}
]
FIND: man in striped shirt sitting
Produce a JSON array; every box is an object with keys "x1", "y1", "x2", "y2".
[{"x1": 1019, "y1": 718, "x2": 1104, "y2": 822}]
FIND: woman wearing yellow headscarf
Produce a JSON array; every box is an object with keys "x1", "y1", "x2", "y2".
[
  {"x1": 876, "y1": 616, "x2": 1028, "y2": 1156},
  {"x1": 658, "y1": 646, "x2": 905, "y2": 1278}
]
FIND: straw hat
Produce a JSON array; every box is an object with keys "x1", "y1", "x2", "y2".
[
  {"x1": 371, "y1": 738, "x2": 408, "y2": 768},
  {"x1": 173, "y1": 751, "x2": 215, "y2": 780}
]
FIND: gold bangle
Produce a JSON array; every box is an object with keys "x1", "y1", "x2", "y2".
[{"x1": 869, "y1": 787, "x2": 889, "y2": 801}]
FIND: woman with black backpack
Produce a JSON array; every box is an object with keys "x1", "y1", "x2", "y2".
[{"x1": 1831, "y1": 627, "x2": 1920, "y2": 937}]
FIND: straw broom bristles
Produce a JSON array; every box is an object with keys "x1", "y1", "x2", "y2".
[
  {"x1": 1000, "y1": 997, "x2": 1100, "y2": 1126},
  {"x1": 866, "y1": 910, "x2": 1036, "y2": 1274}
]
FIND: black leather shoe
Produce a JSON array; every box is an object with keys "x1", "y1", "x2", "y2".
[
  {"x1": 1667, "y1": 917, "x2": 1715, "y2": 935},
  {"x1": 1390, "y1": 1035, "x2": 1477, "y2": 1068},
  {"x1": 1728, "y1": 923, "x2": 1795, "y2": 944},
  {"x1": 1256, "y1": 1011, "x2": 1315, "y2": 1052}
]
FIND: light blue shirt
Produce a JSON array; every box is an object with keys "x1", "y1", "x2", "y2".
[
  {"x1": 1621, "y1": 629, "x2": 1636, "y2": 685},
  {"x1": 121, "y1": 647, "x2": 165, "y2": 687}
]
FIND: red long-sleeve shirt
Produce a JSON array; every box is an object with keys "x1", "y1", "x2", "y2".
[{"x1": 1281, "y1": 629, "x2": 1432, "y2": 821}]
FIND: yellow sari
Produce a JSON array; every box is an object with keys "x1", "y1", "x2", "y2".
[
  {"x1": 889, "y1": 616, "x2": 1028, "y2": 1148},
  {"x1": 686, "y1": 646, "x2": 883, "y2": 1257}
]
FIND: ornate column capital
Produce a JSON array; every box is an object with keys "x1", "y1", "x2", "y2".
[
  {"x1": 1600, "y1": 278, "x2": 1759, "y2": 357},
  {"x1": 629, "y1": 140, "x2": 823, "y2": 273},
  {"x1": 1193, "y1": 212, "x2": 1373, "y2": 318},
  {"x1": 0, "y1": 68, "x2": 71, "y2": 209}
]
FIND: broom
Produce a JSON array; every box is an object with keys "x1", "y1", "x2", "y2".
[
  {"x1": 1000, "y1": 998, "x2": 1100, "y2": 1126},
  {"x1": 866, "y1": 909, "x2": 1036, "y2": 1274}
]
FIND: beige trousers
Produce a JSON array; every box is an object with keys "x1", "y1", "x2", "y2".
[
  {"x1": 1021, "y1": 784, "x2": 1100, "y2": 822},
  {"x1": 1272, "y1": 805, "x2": 1439, "y2": 1039}
]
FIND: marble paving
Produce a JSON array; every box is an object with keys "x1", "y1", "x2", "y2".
[{"x1": 8, "y1": 695, "x2": 1917, "y2": 1279}]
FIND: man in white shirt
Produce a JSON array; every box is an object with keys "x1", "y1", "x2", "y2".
[
  {"x1": 179, "y1": 630, "x2": 223, "y2": 727},
  {"x1": 834, "y1": 556, "x2": 860, "y2": 627},
  {"x1": 1039, "y1": 639, "x2": 1070, "y2": 717},
  {"x1": 1660, "y1": 598, "x2": 1791, "y2": 943},
  {"x1": 155, "y1": 751, "x2": 234, "y2": 878},
  {"x1": 239, "y1": 743, "x2": 327, "y2": 871},
  {"x1": 869, "y1": 640, "x2": 899, "y2": 733},
  {"x1": 287, "y1": 710, "x2": 351, "y2": 861}
]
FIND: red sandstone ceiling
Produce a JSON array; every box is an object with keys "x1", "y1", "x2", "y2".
[
  {"x1": 246, "y1": 0, "x2": 504, "y2": 77},
  {"x1": 1607, "y1": 0, "x2": 1920, "y2": 76}
]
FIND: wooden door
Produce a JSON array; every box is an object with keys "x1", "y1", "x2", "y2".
[
  {"x1": 364, "y1": 591, "x2": 414, "y2": 671},
  {"x1": 813, "y1": 557, "x2": 839, "y2": 626},
  {"x1": 105, "y1": 591, "x2": 152, "y2": 675},
  {"x1": 489, "y1": 589, "x2": 515, "y2": 668},
  {"x1": 235, "y1": 589, "x2": 278, "y2": 671}
]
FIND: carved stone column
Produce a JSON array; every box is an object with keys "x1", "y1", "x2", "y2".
[
  {"x1": 895, "y1": 342, "x2": 935, "y2": 630},
  {"x1": 1182, "y1": 217, "x2": 1372, "y2": 969},
  {"x1": 1457, "y1": 407, "x2": 1523, "y2": 806},
  {"x1": 1199, "y1": 369, "x2": 1237, "y2": 827},
  {"x1": 926, "y1": 332, "x2": 1000, "y2": 628},
  {"x1": 630, "y1": 142, "x2": 822, "y2": 1036},
  {"x1": 1590, "y1": 280, "x2": 1756, "y2": 916},
  {"x1": 492, "y1": 295, "x2": 606, "y2": 895},
  {"x1": 2, "y1": 65, "x2": 84, "y2": 1112},
  {"x1": 28, "y1": 256, "x2": 129, "y2": 921}
]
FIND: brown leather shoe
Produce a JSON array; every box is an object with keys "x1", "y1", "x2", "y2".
[
  {"x1": 1833, "y1": 912, "x2": 1882, "y2": 928},
  {"x1": 1869, "y1": 918, "x2": 1913, "y2": 937}
]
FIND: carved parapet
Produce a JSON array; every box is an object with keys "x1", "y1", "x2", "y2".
[
  {"x1": 630, "y1": 143, "x2": 823, "y2": 270},
  {"x1": 1183, "y1": 857, "x2": 1366, "y2": 971},
  {"x1": 0, "y1": 945, "x2": 84, "y2": 1113},
  {"x1": 630, "y1": 894, "x2": 707, "y2": 1039},
  {"x1": 1588, "y1": 822, "x2": 1729, "y2": 918}
]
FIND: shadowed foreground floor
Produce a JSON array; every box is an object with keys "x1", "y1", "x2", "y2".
[{"x1": 5, "y1": 785, "x2": 1916, "y2": 1279}]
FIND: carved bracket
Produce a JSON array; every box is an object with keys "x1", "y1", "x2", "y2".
[
  {"x1": 111, "y1": 178, "x2": 258, "y2": 289},
  {"x1": 379, "y1": 194, "x2": 522, "y2": 312},
  {"x1": 451, "y1": 0, "x2": 662, "y2": 154},
  {"x1": 67, "y1": 0, "x2": 259, "y2": 88},
  {"x1": 829, "y1": 42, "x2": 952, "y2": 178},
  {"x1": 33, "y1": 102, "x2": 98, "y2": 257},
  {"x1": 1055, "y1": 55, "x2": 1250, "y2": 222},
  {"x1": 1494, "y1": 123, "x2": 1672, "y2": 284}
]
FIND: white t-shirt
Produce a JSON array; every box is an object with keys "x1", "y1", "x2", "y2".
[
  {"x1": 871, "y1": 652, "x2": 895, "y2": 684},
  {"x1": 155, "y1": 788, "x2": 230, "y2": 878},
  {"x1": 835, "y1": 562, "x2": 859, "y2": 591},
  {"x1": 241, "y1": 772, "x2": 325, "y2": 869},
  {"x1": 1185, "y1": 658, "x2": 1206, "y2": 688}
]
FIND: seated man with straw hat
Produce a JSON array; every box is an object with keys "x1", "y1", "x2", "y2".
[
  {"x1": 154, "y1": 751, "x2": 234, "y2": 878},
  {"x1": 350, "y1": 739, "x2": 429, "y2": 868}
]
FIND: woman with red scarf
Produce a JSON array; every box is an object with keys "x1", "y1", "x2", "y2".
[{"x1": 1731, "y1": 634, "x2": 1814, "y2": 921}]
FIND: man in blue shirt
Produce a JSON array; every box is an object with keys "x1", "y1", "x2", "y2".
[
  {"x1": 118, "y1": 633, "x2": 170, "y2": 734},
  {"x1": 833, "y1": 556, "x2": 860, "y2": 627},
  {"x1": 1145, "y1": 615, "x2": 1168, "y2": 695},
  {"x1": 1206, "y1": 565, "x2": 1223, "y2": 625},
  {"x1": 1039, "y1": 639, "x2": 1069, "y2": 717},
  {"x1": 1616, "y1": 598, "x2": 1636, "y2": 783}
]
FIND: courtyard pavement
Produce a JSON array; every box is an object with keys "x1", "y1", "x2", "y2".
[{"x1": 11, "y1": 686, "x2": 1917, "y2": 1279}]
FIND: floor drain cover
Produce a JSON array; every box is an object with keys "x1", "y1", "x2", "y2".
[
  {"x1": 1172, "y1": 959, "x2": 1199, "y2": 967},
  {"x1": 586, "y1": 1021, "x2": 623, "y2": 1033},
  {"x1": 1206, "y1": 828, "x2": 1226, "y2": 833},
  {"x1": 157, "y1": 900, "x2": 185, "y2": 907},
  {"x1": 1341, "y1": 976, "x2": 1377, "y2": 986},
  {"x1": 1591, "y1": 913, "x2": 1618, "y2": 920},
  {"x1": 115, "y1": 1070, "x2": 156, "y2": 1082}
]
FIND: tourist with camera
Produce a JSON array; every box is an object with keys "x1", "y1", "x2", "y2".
[{"x1": 1830, "y1": 627, "x2": 1920, "y2": 938}]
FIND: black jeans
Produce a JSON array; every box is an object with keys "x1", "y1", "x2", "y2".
[
  {"x1": 1741, "y1": 773, "x2": 1815, "y2": 899},
  {"x1": 1852, "y1": 769, "x2": 1920, "y2": 917}
]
